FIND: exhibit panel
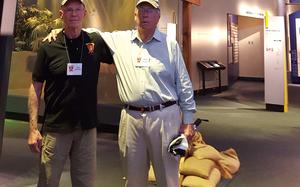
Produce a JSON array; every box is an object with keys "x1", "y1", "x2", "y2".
[
  {"x1": 289, "y1": 10, "x2": 300, "y2": 84},
  {"x1": 264, "y1": 16, "x2": 288, "y2": 112}
]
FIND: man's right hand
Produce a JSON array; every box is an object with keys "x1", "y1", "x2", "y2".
[
  {"x1": 43, "y1": 28, "x2": 62, "y2": 43},
  {"x1": 28, "y1": 129, "x2": 43, "y2": 153}
]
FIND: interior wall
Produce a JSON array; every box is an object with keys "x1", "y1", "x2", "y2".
[
  {"x1": 190, "y1": 0, "x2": 279, "y2": 90},
  {"x1": 238, "y1": 16, "x2": 264, "y2": 78},
  {"x1": 37, "y1": 0, "x2": 178, "y2": 32}
]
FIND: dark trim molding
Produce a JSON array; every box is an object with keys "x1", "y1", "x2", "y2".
[
  {"x1": 5, "y1": 112, "x2": 45, "y2": 123},
  {"x1": 266, "y1": 103, "x2": 284, "y2": 112},
  {"x1": 5, "y1": 112, "x2": 119, "y2": 133},
  {"x1": 194, "y1": 86, "x2": 228, "y2": 95},
  {"x1": 238, "y1": 77, "x2": 264, "y2": 82}
]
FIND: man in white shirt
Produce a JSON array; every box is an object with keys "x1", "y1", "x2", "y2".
[{"x1": 101, "y1": 1, "x2": 196, "y2": 186}]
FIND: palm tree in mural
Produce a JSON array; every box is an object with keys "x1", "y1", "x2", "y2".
[{"x1": 14, "y1": 0, "x2": 62, "y2": 51}]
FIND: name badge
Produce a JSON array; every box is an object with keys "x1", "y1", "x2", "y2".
[
  {"x1": 67, "y1": 63, "x2": 82, "y2": 76},
  {"x1": 135, "y1": 57, "x2": 150, "y2": 67}
]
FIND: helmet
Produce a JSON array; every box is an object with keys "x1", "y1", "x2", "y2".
[{"x1": 168, "y1": 134, "x2": 188, "y2": 156}]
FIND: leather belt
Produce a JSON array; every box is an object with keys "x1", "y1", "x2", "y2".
[{"x1": 125, "y1": 101, "x2": 177, "y2": 112}]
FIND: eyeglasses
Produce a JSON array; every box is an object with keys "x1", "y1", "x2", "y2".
[
  {"x1": 138, "y1": 7, "x2": 158, "y2": 14},
  {"x1": 63, "y1": 8, "x2": 85, "y2": 14}
]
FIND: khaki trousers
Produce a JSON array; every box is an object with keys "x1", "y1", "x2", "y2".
[
  {"x1": 119, "y1": 104, "x2": 181, "y2": 187},
  {"x1": 38, "y1": 128, "x2": 97, "y2": 187}
]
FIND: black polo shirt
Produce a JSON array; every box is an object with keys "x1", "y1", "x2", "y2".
[{"x1": 32, "y1": 30, "x2": 113, "y2": 133}]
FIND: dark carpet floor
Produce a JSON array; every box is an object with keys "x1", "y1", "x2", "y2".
[{"x1": 0, "y1": 81, "x2": 300, "y2": 187}]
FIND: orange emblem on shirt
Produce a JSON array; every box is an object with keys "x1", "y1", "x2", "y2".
[{"x1": 86, "y1": 43, "x2": 95, "y2": 54}]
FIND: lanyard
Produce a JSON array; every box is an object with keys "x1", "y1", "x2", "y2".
[{"x1": 63, "y1": 31, "x2": 84, "y2": 63}]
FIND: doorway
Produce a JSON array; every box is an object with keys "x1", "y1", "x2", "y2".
[{"x1": 227, "y1": 14, "x2": 265, "y2": 86}]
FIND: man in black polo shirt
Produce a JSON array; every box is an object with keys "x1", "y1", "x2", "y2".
[{"x1": 27, "y1": 0, "x2": 113, "y2": 186}]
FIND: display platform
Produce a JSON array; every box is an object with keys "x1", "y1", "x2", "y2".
[{"x1": 197, "y1": 60, "x2": 226, "y2": 95}]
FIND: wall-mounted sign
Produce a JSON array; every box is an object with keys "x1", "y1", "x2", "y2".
[
  {"x1": 238, "y1": 3, "x2": 273, "y2": 19},
  {"x1": 245, "y1": 10, "x2": 265, "y2": 18}
]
